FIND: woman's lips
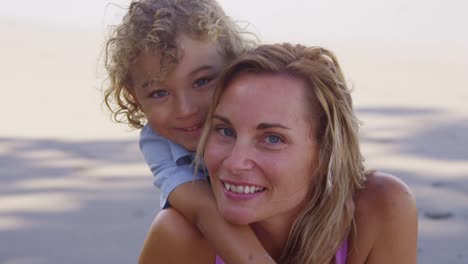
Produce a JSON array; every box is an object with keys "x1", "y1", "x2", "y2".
[
  {"x1": 223, "y1": 181, "x2": 265, "y2": 194},
  {"x1": 220, "y1": 180, "x2": 266, "y2": 200}
]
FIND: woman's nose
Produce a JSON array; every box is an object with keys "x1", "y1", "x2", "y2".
[{"x1": 223, "y1": 141, "x2": 255, "y2": 173}]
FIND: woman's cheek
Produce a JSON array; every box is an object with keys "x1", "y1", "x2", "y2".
[{"x1": 204, "y1": 138, "x2": 227, "y2": 177}]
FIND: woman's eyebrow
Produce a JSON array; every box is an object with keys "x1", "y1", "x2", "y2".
[
  {"x1": 213, "y1": 114, "x2": 231, "y2": 125},
  {"x1": 213, "y1": 114, "x2": 290, "y2": 130},
  {"x1": 257, "y1": 123, "x2": 290, "y2": 130},
  {"x1": 213, "y1": 115, "x2": 290, "y2": 130}
]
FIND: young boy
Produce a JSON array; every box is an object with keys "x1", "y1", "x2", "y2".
[{"x1": 104, "y1": 0, "x2": 274, "y2": 263}]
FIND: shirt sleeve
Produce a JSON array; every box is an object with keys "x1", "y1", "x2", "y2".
[{"x1": 139, "y1": 125, "x2": 204, "y2": 208}]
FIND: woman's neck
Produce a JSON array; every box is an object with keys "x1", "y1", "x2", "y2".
[{"x1": 250, "y1": 214, "x2": 297, "y2": 260}]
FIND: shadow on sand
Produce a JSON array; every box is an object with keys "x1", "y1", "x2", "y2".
[
  {"x1": 357, "y1": 106, "x2": 468, "y2": 161},
  {"x1": 0, "y1": 137, "x2": 159, "y2": 264},
  {"x1": 357, "y1": 106, "x2": 468, "y2": 263}
]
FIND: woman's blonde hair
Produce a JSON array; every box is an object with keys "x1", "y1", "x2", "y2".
[
  {"x1": 197, "y1": 43, "x2": 367, "y2": 263},
  {"x1": 103, "y1": 0, "x2": 251, "y2": 128}
]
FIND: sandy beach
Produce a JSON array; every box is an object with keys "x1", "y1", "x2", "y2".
[{"x1": 1, "y1": 1, "x2": 467, "y2": 263}]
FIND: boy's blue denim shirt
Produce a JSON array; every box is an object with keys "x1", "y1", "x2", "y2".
[{"x1": 139, "y1": 124, "x2": 204, "y2": 209}]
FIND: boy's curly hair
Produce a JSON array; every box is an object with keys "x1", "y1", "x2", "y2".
[{"x1": 104, "y1": 0, "x2": 251, "y2": 128}]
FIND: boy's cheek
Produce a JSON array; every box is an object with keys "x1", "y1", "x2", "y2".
[{"x1": 147, "y1": 121, "x2": 164, "y2": 136}]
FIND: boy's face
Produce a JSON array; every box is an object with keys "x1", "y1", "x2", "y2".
[{"x1": 130, "y1": 34, "x2": 226, "y2": 151}]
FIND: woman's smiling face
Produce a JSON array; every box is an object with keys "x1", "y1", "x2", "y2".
[{"x1": 204, "y1": 73, "x2": 320, "y2": 225}]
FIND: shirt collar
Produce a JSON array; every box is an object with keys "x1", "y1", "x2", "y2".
[{"x1": 168, "y1": 140, "x2": 193, "y2": 162}]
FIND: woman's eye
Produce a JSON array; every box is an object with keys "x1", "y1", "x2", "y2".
[
  {"x1": 193, "y1": 77, "x2": 212, "y2": 88},
  {"x1": 263, "y1": 135, "x2": 284, "y2": 144},
  {"x1": 151, "y1": 89, "x2": 169, "y2": 98},
  {"x1": 217, "y1": 127, "x2": 235, "y2": 138}
]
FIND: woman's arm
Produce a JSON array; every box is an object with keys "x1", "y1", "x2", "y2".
[{"x1": 167, "y1": 181, "x2": 275, "y2": 264}]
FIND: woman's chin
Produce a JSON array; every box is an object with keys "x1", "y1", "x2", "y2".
[{"x1": 219, "y1": 207, "x2": 255, "y2": 225}]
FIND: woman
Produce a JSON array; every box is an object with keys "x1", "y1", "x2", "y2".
[{"x1": 139, "y1": 43, "x2": 418, "y2": 264}]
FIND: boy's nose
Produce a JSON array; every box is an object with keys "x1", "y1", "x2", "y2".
[{"x1": 176, "y1": 95, "x2": 199, "y2": 118}]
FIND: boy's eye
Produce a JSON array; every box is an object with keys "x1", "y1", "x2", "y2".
[
  {"x1": 151, "y1": 89, "x2": 169, "y2": 98},
  {"x1": 193, "y1": 77, "x2": 212, "y2": 88},
  {"x1": 263, "y1": 135, "x2": 284, "y2": 144}
]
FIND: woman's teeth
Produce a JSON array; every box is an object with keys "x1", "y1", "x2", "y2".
[{"x1": 224, "y1": 182, "x2": 265, "y2": 194}]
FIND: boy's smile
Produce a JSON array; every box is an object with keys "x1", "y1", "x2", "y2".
[{"x1": 129, "y1": 34, "x2": 226, "y2": 151}]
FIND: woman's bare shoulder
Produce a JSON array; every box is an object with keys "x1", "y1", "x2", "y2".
[
  {"x1": 350, "y1": 171, "x2": 418, "y2": 264},
  {"x1": 357, "y1": 171, "x2": 416, "y2": 216},
  {"x1": 139, "y1": 208, "x2": 215, "y2": 264}
]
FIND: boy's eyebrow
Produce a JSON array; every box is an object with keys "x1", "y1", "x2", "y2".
[
  {"x1": 188, "y1": 65, "x2": 217, "y2": 77},
  {"x1": 213, "y1": 115, "x2": 290, "y2": 130},
  {"x1": 138, "y1": 65, "x2": 216, "y2": 89},
  {"x1": 139, "y1": 78, "x2": 165, "y2": 90},
  {"x1": 139, "y1": 79, "x2": 157, "y2": 89}
]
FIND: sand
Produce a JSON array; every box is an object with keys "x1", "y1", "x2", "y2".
[{"x1": 0, "y1": 5, "x2": 467, "y2": 263}]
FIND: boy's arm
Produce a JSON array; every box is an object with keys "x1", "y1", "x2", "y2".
[
  {"x1": 139, "y1": 125, "x2": 205, "y2": 208},
  {"x1": 140, "y1": 125, "x2": 275, "y2": 263},
  {"x1": 168, "y1": 181, "x2": 275, "y2": 264}
]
